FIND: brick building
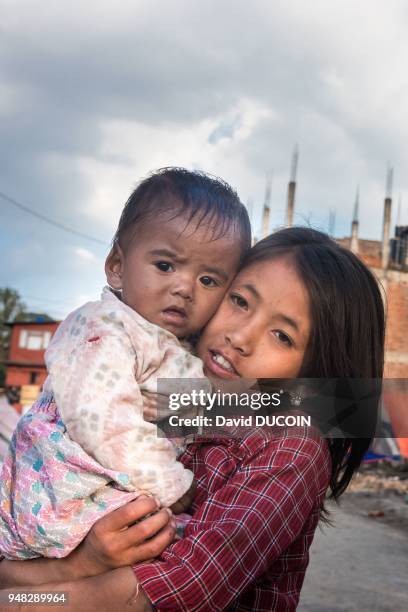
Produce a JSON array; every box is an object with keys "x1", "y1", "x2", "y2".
[
  {"x1": 337, "y1": 230, "x2": 408, "y2": 457},
  {"x1": 4, "y1": 314, "x2": 60, "y2": 412},
  {"x1": 337, "y1": 228, "x2": 408, "y2": 379},
  {"x1": 256, "y1": 168, "x2": 408, "y2": 457},
  {"x1": 336, "y1": 186, "x2": 408, "y2": 461}
]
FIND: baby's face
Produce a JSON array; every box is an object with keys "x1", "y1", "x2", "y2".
[{"x1": 105, "y1": 209, "x2": 242, "y2": 337}]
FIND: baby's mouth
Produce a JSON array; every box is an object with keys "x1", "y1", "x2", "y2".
[{"x1": 162, "y1": 306, "x2": 188, "y2": 327}]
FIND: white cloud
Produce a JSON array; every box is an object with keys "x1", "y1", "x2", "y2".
[
  {"x1": 76, "y1": 97, "x2": 274, "y2": 230},
  {"x1": 74, "y1": 247, "x2": 97, "y2": 261},
  {"x1": 2, "y1": 0, "x2": 408, "y2": 307}
]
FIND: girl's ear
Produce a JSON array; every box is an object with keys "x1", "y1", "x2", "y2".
[{"x1": 105, "y1": 243, "x2": 124, "y2": 290}]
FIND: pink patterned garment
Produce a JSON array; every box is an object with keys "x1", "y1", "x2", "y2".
[
  {"x1": 0, "y1": 288, "x2": 209, "y2": 559},
  {"x1": 0, "y1": 395, "x2": 140, "y2": 558}
]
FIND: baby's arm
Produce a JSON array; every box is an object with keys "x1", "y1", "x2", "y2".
[{"x1": 48, "y1": 332, "x2": 193, "y2": 507}]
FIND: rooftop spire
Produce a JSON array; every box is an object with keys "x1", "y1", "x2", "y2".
[
  {"x1": 261, "y1": 172, "x2": 272, "y2": 238},
  {"x1": 286, "y1": 145, "x2": 298, "y2": 227},
  {"x1": 329, "y1": 209, "x2": 336, "y2": 236},
  {"x1": 397, "y1": 194, "x2": 402, "y2": 225},
  {"x1": 382, "y1": 165, "x2": 393, "y2": 270},
  {"x1": 353, "y1": 186, "x2": 359, "y2": 222},
  {"x1": 290, "y1": 144, "x2": 299, "y2": 183},
  {"x1": 386, "y1": 165, "x2": 394, "y2": 199}
]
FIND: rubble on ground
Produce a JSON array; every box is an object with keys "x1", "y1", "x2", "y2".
[
  {"x1": 348, "y1": 460, "x2": 408, "y2": 495},
  {"x1": 338, "y1": 460, "x2": 408, "y2": 533}
]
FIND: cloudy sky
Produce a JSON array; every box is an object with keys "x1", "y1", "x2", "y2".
[{"x1": 1, "y1": 0, "x2": 408, "y2": 319}]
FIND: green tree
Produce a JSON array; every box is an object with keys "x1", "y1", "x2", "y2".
[{"x1": 0, "y1": 288, "x2": 27, "y2": 386}]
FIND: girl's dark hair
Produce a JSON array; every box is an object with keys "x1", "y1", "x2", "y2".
[
  {"x1": 244, "y1": 227, "x2": 385, "y2": 499},
  {"x1": 113, "y1": 167, "x2": 251, "y2": 254}
]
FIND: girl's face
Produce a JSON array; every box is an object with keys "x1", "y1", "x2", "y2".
[{"x1": 197, "y1": 255, "x2": 311, "y2": 381}]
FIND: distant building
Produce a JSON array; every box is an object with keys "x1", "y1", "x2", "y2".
[
  {"x1": 337, "y1": 227, "x2": 408, "y2": 458},
  {"x1": 277, "y1": 160, "x2": 408, "y2": 458},
  {"x1": 390, "y1": 225, "x2": 408, "y2": 270},
  {"x1": 3, "y1": 313, "x2": 60, "y2": 412},
  {"x1": 337, "y1": 226, "x2": 408, "y2": 379}
]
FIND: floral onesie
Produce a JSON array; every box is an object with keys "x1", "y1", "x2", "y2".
[{"x1": 0, "y1": 287, "x2": 209, "y2": 559}]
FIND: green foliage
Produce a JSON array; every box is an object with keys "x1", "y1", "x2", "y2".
[{"x1": 0, "y1": 288, "x2": 27, "y2": 386}]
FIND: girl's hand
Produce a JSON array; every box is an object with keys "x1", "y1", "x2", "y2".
[
  {"x1": 68, "y1": 496, "x2": 176, "y2": 579},
  {"x1": 0, "y1": 497, "x2": 175, "y2": 588}
]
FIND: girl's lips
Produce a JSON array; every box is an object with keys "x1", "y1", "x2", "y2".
[{"x1": 203, "y1": 349, "x2": 240, "y2": 380}]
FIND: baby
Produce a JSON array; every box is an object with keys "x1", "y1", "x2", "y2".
[{"x1": 0, "y1": 167, "x2": 251, "y2": 559}]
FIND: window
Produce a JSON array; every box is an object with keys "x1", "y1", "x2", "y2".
[
  {"x1": 19, "y1": 330, "x2": 28, "y2": 348},
  {"x1": 29, "y1": 372, "x2": 38, "y2": 384},
  {"x1": 19, "y1": 330, "x2": 52, "y2": 351},
  {"x1": 27, "y1": 333, "x2": 43, "y2": 350}
]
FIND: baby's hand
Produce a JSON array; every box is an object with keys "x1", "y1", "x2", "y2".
[
  {"x1": 142, "y1": 391, "x2": 172, "y2": 422},
  {"x1": 170, "y1": 478, "x2": 197, "y2": 514}
]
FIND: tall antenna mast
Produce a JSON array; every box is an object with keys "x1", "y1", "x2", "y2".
[
  {"x1": 397, "y1": 194, "x2": 402, "y2": 226},
  {"x1": 246, "y1": 197, "x2": 254, "y2": 226},
  {"x1": 329, "y1": 209, "x2": 336, "y2": 236},
  {"x1": 286, "y1": 144, "x2": 298, "y2": 227},
  {"x1": 382, "y1": 165, "x2": 394, "y2": 270},
  {"x1": 290, "y1": 144, "x2": 299, "y2": 182},
  {"x1": 350, "y1": 187, "x2": 359, "y2": 253},
  {"x1": 386, "y1": 165, "x2": 393, "y2": 199},
  {"x1": 246, "y1": 197, "x2": 256, "y2": 245},
  {"x1": 261, "y1": 172, "x2": 272, "y2": 238},
  {"x1": 353, "y1": 186, "x2": 359, "y2": 222}
]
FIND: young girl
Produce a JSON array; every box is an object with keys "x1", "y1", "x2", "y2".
[
  {"x1": 0, "y1": 227, "x2": 384, "y2": 611},
  {"x1": 0, "y1": 167, "x2": 251, "y2": 560}
]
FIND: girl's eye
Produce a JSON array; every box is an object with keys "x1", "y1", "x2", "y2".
[
  {"x1": 200, "y1": 276, "x2": 218, "y2": 287},
  {"x1": 273, "y1": 330, "x2": 293, "y2": 347},
  {"x1": 230, "y1": 293, "x2": 248, "y2": 309},
  {"x1": 155, "y1": 261, "x2": 174, "y2": 272}
]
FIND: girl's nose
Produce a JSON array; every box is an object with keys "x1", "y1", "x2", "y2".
[
  {"x1": 225, "y1": 326, "x2": 253, "y2": 356},
  {"x1": 225, "y1": 313, "x2": 264, "y2": 356}
]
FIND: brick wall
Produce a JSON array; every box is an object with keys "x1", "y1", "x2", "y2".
[
  {"x1": 7, "y1": 322, "x2": 58, "y2": 365},
  {"x1": 5, "y1": 365, "x2": 48, "y2": 388},
  {"x1": 382, "y1": 272, "x2": 408, "y2": 377},
  {"x1": 337, "y1": 238, "x2": 408, "y2": 377}
]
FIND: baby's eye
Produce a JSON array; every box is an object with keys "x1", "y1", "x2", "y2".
[
  {"x1": 273, "y1": 330, "x2": 293, "y2": 347},
  {"x1": 230, "y1": 293, "x2": 248, "y2": 310},
  {"x1": 200, "y1": 276, "x2": 219, "y2": 287},
  {"x1": 155, "y1": 261, "x2": 174, "y2": 272}
]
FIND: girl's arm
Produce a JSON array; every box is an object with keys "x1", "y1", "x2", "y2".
[
  {"x1": 0, "y1": 497, "x2": 176, "y2": 589},
  {"x1": 0, "y1": 567, "x2": 151, "y2": 612},
  {"x1": 132, "y1": 432, "x2": 331, "y2": 611},
  {"x1": 1, "y1": 434, "x2": 328, "y2": 611}
]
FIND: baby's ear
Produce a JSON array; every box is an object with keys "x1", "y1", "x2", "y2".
[{"x1": 105, "y1": 244, "x2": 123, "y2": 290}]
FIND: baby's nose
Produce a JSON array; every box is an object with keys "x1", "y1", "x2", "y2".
[{"x1": 171, "y1": 276, "x2": 195, "y2": 301}]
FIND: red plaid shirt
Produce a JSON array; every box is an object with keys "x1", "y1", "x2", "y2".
[{"x1": 134, "y1": 426, "x2": 331, "y2": 611}]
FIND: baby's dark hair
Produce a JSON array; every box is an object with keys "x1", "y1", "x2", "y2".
[{"x1": 113, "y1": 167, "x2": 251, "y2": 255}]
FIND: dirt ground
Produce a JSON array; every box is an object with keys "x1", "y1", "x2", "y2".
[{"x1": 299, "y1": 462, "x2": 408, "y2": 612}]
